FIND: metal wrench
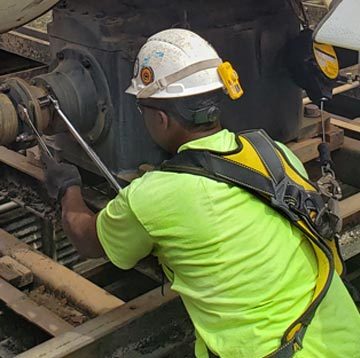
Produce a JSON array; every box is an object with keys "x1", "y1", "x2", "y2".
[
  {"x1": 48, "y1": 95, "x2": 121, "y2": 192},
  {"x1": 17, "y1": 104, "x2": 54, "y2": 158}
]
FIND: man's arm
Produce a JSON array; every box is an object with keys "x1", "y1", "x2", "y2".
[
  {"x1": 41, "y1": 153, "x2": 153, "y2": 269},
  {"x1": 61, "y1": 186, "x2": 105, "y2": 258},
  {"x1": 41, "y1": 153, "x2": 105, "y2": 258}
]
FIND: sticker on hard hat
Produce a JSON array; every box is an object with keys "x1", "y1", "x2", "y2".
[
  {"x1": 313, "y1": 43, "x2": 339, "y2": 80},
  {"x1": 133, "y1": 58, "x2": 140, "y2": 78},
  {"x1": 140, "y1": 67, "x2": 155, "y2": 85},
  {"x1": 217, "y1": 62, "x2": 244, "y2": 100}
]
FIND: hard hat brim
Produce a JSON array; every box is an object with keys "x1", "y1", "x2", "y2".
[{"x1": 125, "y1": 82, "x2": 224, "y2": 99}]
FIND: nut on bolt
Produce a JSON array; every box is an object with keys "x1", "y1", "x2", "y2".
[
  {"x1": 0, "y1": 84, "x2": 10, "y2": 93},
  {"x1": 56, "y1": 52, "x2": 65, "y2": 61},
  {"x1": 98, "y1": 100, "x2": 107, "y2": 112},
  {"x1": 304, "y1": 104, "x2": 320, "y2": 118},
  {"x1": 58, "y1": 0, "x2": 68, "y2": 9},
  {"x1": 82, "y1": 58, "x2": 91, "y2": 68}
]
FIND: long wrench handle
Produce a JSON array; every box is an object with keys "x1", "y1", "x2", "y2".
[
  {"x1": 48, "y1": 96, "x2": 121, "y2": 192},
  {"x1": 17, "y1": 104, "x2": 53, "y2": 158}
]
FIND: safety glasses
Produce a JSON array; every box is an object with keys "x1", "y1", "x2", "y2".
[{"x1": 136, "y1": 100, "x2": 160, "y2": 115}]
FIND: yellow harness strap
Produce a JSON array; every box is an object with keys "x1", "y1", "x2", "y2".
[
  {"x1": 224, "y1": 134, "x2": 343, "y2": 273},
  {"x1": 225, "y1": 133, "x2": 342, "y2": 355},
  {"x1": 160, "y1": 129, "x2": 345, "y2": 357}
]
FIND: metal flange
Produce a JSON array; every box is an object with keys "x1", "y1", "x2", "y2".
[
  {"x1": 34, "y1": 46, "x2": 113, "y2": 144},
  {"x1": 0, "y1": 93, "x2": 18, "y2": 145},
  {"x1": 5, "y1": 77, "x2": 51, "y2": 132}
]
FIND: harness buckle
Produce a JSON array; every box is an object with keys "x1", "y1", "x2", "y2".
[
  {"x1": 271, "y1": 177, "x2": 300, "y2": 222},
  {"x1": 290, "y1": 326, "x2": 307, "y2": 354},
  {"x1": 314, "y1": 202, "x2": 342, "y2": 239},
  {"x1": 293, "y1": 331, "x2": 304, "y2": 351},
  {"x1": 318, "y1": 169, "x2": 342, "y2": 200}
]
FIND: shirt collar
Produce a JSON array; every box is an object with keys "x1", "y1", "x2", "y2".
[{"x1": 178, "y1": 129, "x2": 237, "y2": 153}]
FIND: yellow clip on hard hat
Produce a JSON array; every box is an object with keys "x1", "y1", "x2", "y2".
[{"x1": 218, "y1": 62, "x2": 244, "y2": 100}]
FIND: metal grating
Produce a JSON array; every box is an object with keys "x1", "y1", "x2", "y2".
[{"x1": 0, "y1": 196, "x2": 81, "y2": 268}]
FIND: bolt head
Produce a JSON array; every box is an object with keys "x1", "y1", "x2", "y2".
[
  {"x1": 58, "y1": 0, "x2": 67, "y2": 9},
  {"x1": 0, "y1": 84, "x2": 10, "y2": 93},
  {"x1": 56, "y1": 52, "x2": 65, "y2": 60},
  {"x1": 82, "y1": 59, "x2": 91, "y2": 69},
  {"x1": 95, "y1": 11, "x2": 106, "y2": 19}
]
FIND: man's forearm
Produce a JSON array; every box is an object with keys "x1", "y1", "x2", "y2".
[{"x1": 61, "y1": 186, "x2": 105, "y2": 258}]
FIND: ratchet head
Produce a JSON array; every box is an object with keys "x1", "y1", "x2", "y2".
[
  {"x1": 48, "y1": 95, "x2": 60, "y2": 110},
  {"x1": 17, "y1": 104, "x2": 30, "y2": 122},
  {"x1": 17, "y1": 104, "x2": 53, "y2": 158}
]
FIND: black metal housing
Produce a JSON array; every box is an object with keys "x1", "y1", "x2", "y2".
[{"x1": 46, "y1": 0, "x2": 302, "y2": 174}]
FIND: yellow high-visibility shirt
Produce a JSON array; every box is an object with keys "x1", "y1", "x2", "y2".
[{"x1": 97, "y1": 129, "x2": 360, "y2": 358}]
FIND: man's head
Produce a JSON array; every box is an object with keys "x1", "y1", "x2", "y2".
[
  {"x1": 137, "y1": 89, "x2": 223, "y2": 153},
  {"x1": 126, "y1": 29, "x2": 243, "y2": 153}
]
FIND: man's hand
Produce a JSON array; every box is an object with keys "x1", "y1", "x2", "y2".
[
  {"x1": 41, "y1": 153, "x2": 82, "y2": 200},
  {"x1": 41, "y1": 154, "x2": 105, "y2": 258}
]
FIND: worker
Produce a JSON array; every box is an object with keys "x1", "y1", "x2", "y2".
[{"x1": 41, "y1": 29, "x2": 360, "y2": 358}]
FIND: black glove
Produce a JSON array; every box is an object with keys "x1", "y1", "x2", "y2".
[{"x1": 41, "y1": 153, "x2": 82, "y2": 200}]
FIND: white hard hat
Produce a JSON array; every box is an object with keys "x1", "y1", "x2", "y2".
[
  {"x1": 315, "y1": 0, "x2": 360, "y2": 51},
  {"x1": 126, "y1": 28, "x2": 225, "y2": 99}
]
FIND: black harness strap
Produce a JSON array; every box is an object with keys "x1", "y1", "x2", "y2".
[
  {"x1": 266, "y1": 326, "x2": 307, "y2": 358},
  {"x1": 207, "y1": 326, "x2": 308, "y2": 358},
  {"x1": 163, "y1": 149, "x2": 276, "y2": 196},
  {"x1": 162, "y1": 130, "x2": 314, "y2": 223},
  {"x1": 160, "y1": 130, "x2": 340, "y2": 358}
]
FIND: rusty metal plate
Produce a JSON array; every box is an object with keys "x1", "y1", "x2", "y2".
[{"x1": 0, "y1": 0, "x2": 58, "y2": 34}]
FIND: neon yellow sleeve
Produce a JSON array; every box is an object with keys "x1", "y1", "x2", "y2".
[
  {"x1": 276, "y1": 142, "x2": 309, "y2": 179},
  {"x1": 96, "y1": 186, "x2": 153, "y2": 270}
]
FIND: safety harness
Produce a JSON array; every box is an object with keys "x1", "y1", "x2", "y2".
[{"x1": 160, "y1": 129, "x2": 345, "y2": 358}]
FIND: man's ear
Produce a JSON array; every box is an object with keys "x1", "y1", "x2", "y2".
[{"x1": 158, "y1": 110, "x2": 169, "y2": 129}]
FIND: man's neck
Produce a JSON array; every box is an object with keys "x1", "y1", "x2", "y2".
[{"x1": 172, "y1": 125, "x2": 222, "y2": 154}]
